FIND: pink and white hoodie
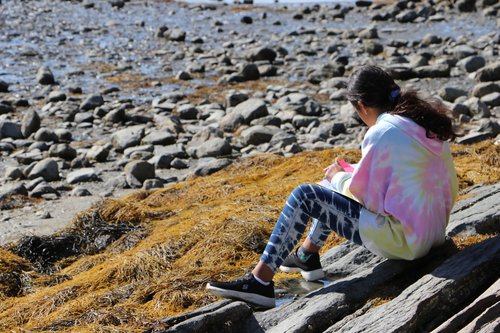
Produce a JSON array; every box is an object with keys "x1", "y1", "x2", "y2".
[{"x1": 335, "y1": 113, "x2": 458, "y2": 260}]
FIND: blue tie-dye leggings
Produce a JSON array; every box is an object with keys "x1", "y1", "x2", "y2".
[{"x1": 260, "y1": 184, "x2": 363, "y2": 272}]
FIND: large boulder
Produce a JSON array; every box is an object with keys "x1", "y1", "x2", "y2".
[
  {"x1": 232, "y1": 99, "x2": 268, "y2": 124},
  {"x1": 28, "y1": 158, "x2": 60, "y2": 182},
  {"x1": 111, "y1": 125, "x2": 145, "y2": 151}
]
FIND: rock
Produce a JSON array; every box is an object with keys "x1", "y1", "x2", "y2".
[
  {"x1": 103, "y1": 108, "x2": 126, "y2": 123},
  {"x1": 142, "y1": 130, "x2": 177, "y2": 146},
  {"x1": 219, "y1": 112, "x2": 244, "y2": 132},
  {"x1": 28, "y1": 158, "x2": 60, "y2": 181},
  {"x1": 439, "y1": 87, "x2": 468, "y2": 102},
  {"x1": 195, "y1": 138, "x2": 232, "y2": 158},
  {"x1": 143, "y1": 179, "x2": 164, "y2": 190},
  {"x1": 0, "y1": 183, "x2": 28, "y2": 197},
  {"x1": 415, "y1": 64, "x2": 451, "y2": 78},
  {"x1": 432, "y1": 279, "x2": 500, "y2": 333},
  {"x1": 464, "y1": 97, "x2": 491, "y2": 118},
  {"x1": 177, "y1": 104, "x2": 199, "y2": 119},
  {"x1": 168, "y1": 28, "x2": 186, "y2": 42},
  {"x1": 421, "y1": 33, "x2": 442, "y2": 46},
  {"x1": 456, "y1": 0, "x2": 476, "y2": 12},
  {"x1": 481, "y1": 92, "x2": 500, "y2": 107},
  {"x1": 85, "y1": 144, "x2": 110, "y2": 162},
  {"x1": 66, "y1": 168, "x2": 99, "y2": 184},
  {"x1": 472, "y1": 82, "x2": 500, "y2": 98},
  {"x1": 226, "y1": 91, "x2": 249, "y2": 107},
  {"x1": 54, "y1": 129, "x2": 72, "y2": 142},
  {"x1": 29, "y1": 183, "x2": 59, "y2": 198},
  {"x1": 176, "y1": 71, "x2": 192, "y2": 80},
  {"x1": 34, "y1": 128, "x2": 58, "y2": 142},
  {"x1": 5, "y1": 167, "x2": 24, "y2": 180},
  {"x1": 0, "y1": 120, "x2": 23, "y2": 139},
  {"x1": 446, "y1": 183, "x2": 500, "y2": 236},
  {"x1": 124, "y1": 160, "x2": 155, "y2": 188},
  {"x1": 240, "y1": 63, "x2": 260, "y2": 81},
  {"x1": 111, "y1": 125, "x2": 145, "y2": 151},
  {"x1": 80, "y1": 94, "x2": 104, "y2": 111},
  {"x1": 475, "y1": 61, "x2": 500, "y2": 82},
  {"x1": 36, "y1": 66, "x2": 55, "y2": 85},
  {"x1": 47, "y1": 90, "x2": 66, "y2": 102},
  {"x1": 48, "y1": 143, "x2": 77, "y2": 160},
  {"x1": 0, "y1": 79, "x2": 9, "y2": 92},
  {"x1": 0, "y1": 102, "x2": 14, "y2": 114},
  {"x1": 248, "y1": 47, "x2": 277, "y2": 62},
  {"x1": 21, "y1": 110, "x2": 41, "y2": 138},
  {"x1": 396, "y1": 10, "x2": 418, "y2": 23},
  {"x1": 326, "y1": 237, "x2": 499, "y2": 333},
  {"x1": 457, "y1": 55, "x2": 486, "y2": 73},
  {"x1": 148, "y1": 154, "x2": 174, "y2": 169},
  {"x1": 241, "y1": 16, "x2": 253, "y2": 24},
  {"x1": 240, "y1": 125, "x2": 277, "y2": 146},
  {"x1": 170, "y1": 158, "x2": 189, "y2": 169},
  {"x1": 292, "y1": 115, "x2": 320, "y2": 129},
  {"x1": 359, "y1": 27, "x2": 378, "y2": 39},
  {"x1": 233, "y1": 99, "x2": 268, "y2": 124},
  {"x1": 71, "y1": 187, "x2": 92, "y2": 197},
  {"x1": 194, "y1": 158, "x2": 232, "y2": 176}
]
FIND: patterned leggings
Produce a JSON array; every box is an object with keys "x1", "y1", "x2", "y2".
[{"x1": 260, "y1": 184, "x2": 363, "y2": 272}]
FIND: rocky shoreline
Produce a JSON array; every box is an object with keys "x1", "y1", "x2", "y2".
[{"x1": 1, "y1": 0, "x2": 499, "y2": 245}]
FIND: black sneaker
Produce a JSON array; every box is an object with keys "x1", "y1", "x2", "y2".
[
  {"x1": 206, "y1": 273, "x2": 275, "y2": 308},
  {"x1": 279, "y1": 249, "x2": 325, "y2": 281}
]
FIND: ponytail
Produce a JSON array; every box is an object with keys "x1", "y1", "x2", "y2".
[{"x1": 390, "y1": 90, "x2": 457, "y2": 141}]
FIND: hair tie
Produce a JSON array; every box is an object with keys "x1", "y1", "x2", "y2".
[{"x1": 389, "y1": 86, "x2": 401, "y2": 104}]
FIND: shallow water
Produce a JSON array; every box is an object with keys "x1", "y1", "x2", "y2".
[{"x1": 0, "y1": 0, "x2": 497, "y2": 103}]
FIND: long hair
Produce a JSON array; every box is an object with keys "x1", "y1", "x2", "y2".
[{"x1": 346, "y1": 65, "x2": 457, "y2": 141}]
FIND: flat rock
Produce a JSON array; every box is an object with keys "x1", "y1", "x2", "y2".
[
  {"x1": 111, "y1": 125, "x2": 145, "y2": 151},
  {"x1": 233, "y1": 99, "x2": 268, "y2": 124},
  {"x1": 195, "y1": 138, "x2": 232, "y2": 158},
  {"x1": 27, "y1": 158, "x2": 60, "y2": 181},
  {"x1": 474, "y1": 61, "x2": 500, "y2": 82},
  {"x1": 66, "y1": 168, "x2": 99, "y2": 184}
]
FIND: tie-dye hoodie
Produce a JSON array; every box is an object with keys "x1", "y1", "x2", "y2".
[{"x1": 335, "y1": 113, "x2": 458, "y2": 260}]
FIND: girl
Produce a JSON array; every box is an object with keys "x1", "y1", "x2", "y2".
[{"x1": 206, "y1": 65, "x2": 458, "y2": 308}]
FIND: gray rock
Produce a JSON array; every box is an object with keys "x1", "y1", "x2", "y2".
[
  {"x1": 111, "y1": 125, "x2": 145, "y2": 151},
  {"x1": 481, "y1": 92, "x2": 500, "y2": 107},
  {"x1": 168, "y1": 28, "x2": 186, "y2": 42},
  {"x1": 85, "y1": 145, "x2": 110, "y2": 162},
  {"x1": 415, "y1": 64, "x2": 451, "y2": 78},
  {"x1": 54, "y1": 129, "x2": 72, "y2": 142},
  {"x1": 0, "y1": 183, "x2": 28, "y2": 197},
  {"x1": 0, "y1": 102, "x2": 14, "y2": 114},
  {"x1": 36, "y1": 66, "x2": 55, "y2": 85},
  {"x1": 0, "y1": 79, "x2": 9, "y2": 92},
  {"x1": 71, "y1": 187, "x2": 92, "y2": 197},
  {"x1": 142, "y1": 130, "x2": 177, "y2": 145},
  {"x1": 464, "y1": 97, "x2": 491, "y2": 118},
  {"x1": 0, "y1": 120, "x2": 23, "y2": 139},
  {"x1": 240, "y1": 125, "x2": 278, "y2": 146},
  {"x1": 5, "y1": 167, "x2": 24, "y2": 180},
  {"x1": 219, "y1": 112, "x2": 244, "y2": 132},
  {"x1": 248, "y1": 47, "x2": 277, "y2": 62},
  {"x1": 457, "y1": 55, "x2": 486, "y2": 73},
  {"x1": 194, "y1": 158, "x2": 232, "y2": 176},
  {"x1": 47, "y1": 90, "x2": 66, "y2": 102},
  {"x1": 292, "y1": 115, "x2": 320, "y2": 128},
  {"x1": 475, "y1": 61, "x2": 500, "y2": 82},
  {"x1": 226, "y1": 91, "x2": 249, "y2": 107},
  {"x1": 176, "y1": 71, "x2": 192, "y2": 80},
  {"x1": 34, "y1": 128, "x2": 58, "y2": 142},
  {"x1": 21, "y1": 110, "x2": 41, "y2": 138},
  {"x1": 67, "y1": 168, "x2": 99, "y2": 184},
  {"x1": 446, "y1": 183, "x2": 500, "y2": 236},
  {"x1": 363, "y1": 40, "x2": 383, "y2": 55},
  {"x1": 326, "y1": 237, "x2": 499, "y2": 333},
  {"x1": 396, "y1": 10, "x2": 418, "y2": 23},
  {"x1": 103, "y1": 108, "x2": 126, "y2": 123},
  {"x1": 177, "y1": 104, "x2": 199, "y2": 119},
  {"x1": 123, "y1": 144, "x2": 154, "y2": 158},
  {"x1": 29, "y1": 183, "x2": 59, "y2": 198},
  {"x1": 143, "y1": 179, "x2": 164, "y2": 190},
  {"x1": 28, "y1": 158, "x2": 60, "y2": 181},
  {"x1": 431, "y1": 279, "x2": 500, "y2": 333},
  {"x1": 149, "y1": 154, "x2": 174, "y2": 169},
  {"x1": 472, "y1": 82, "x2": 500, "y2": 98},
  {"x1": 48, "y1": 143, "x2": 77, "y2": 161},
  {"x1": 124, "y1": 160, "x2": 155, "y2": 188},
  {"x1": 195, "y1": 138, "x2": 232, "y2": 158},
  {"x1": 80, "y1": 94, "x2": 104, "y2": 111},
  {"x1": 456, "y1": 0, "x2": 476, "y2": 12},
  {"x1": 233, "y1": 99, "x2": 268, "y2": 124},
  {"x1": 74, "y1": 112, "x2": 94, "y2": 123},
  {"x1": 240, "y1": 63, "x2": 260, "y2": 81},
  {"x1": 439, "y1": 87, "x2": 468, "y2": 102},
  {"x1": 170, "y1": 157, "x2": 189, "y2": 169}
]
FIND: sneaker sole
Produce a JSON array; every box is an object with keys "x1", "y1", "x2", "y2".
[
  {"x1": 206, "y1": 284, "x2": 275, "y2": 308},
  {"x1": 279, "y1": 266, "x2": 325, "y2": 282}
]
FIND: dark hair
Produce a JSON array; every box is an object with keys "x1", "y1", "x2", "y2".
[{"x1": 346, "y1": 65, "x2": 457, "y2": 141}]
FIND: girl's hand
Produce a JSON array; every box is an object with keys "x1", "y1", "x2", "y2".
[{"x1": 323, "y1": 159, "x2": 344, "y2": 182}]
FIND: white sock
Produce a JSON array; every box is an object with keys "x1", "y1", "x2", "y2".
[{"x1": 253, "y1": 273, "x2": 270, "y2": 286}]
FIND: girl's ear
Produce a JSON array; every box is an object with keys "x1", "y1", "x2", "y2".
[{"x1": 357, "y1": 102, "x2": 369, "y2": 115}]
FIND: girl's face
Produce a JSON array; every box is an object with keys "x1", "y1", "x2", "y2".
[{"x1": 353, "y1": 101, "x2": 381, "y2": 127}]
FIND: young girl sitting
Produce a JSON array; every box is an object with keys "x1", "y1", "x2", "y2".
[{"x1": 206, "y1": 65, "x2": 459, "y2": 308}]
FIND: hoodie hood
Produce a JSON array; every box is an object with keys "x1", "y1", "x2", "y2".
[{"x1": 378, "y1": 113, "x2": 445, "y2": 156}]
